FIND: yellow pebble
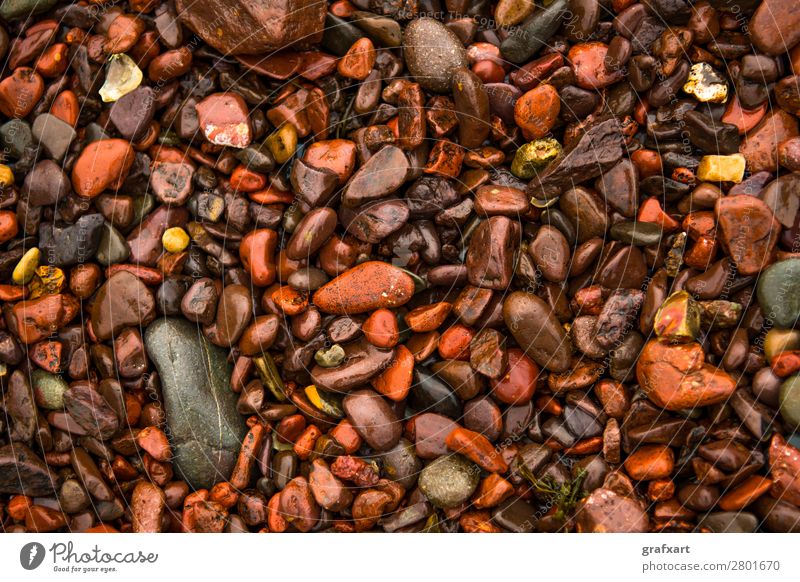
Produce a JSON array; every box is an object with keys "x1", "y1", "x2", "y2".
[
  {"x1": 12, "y1": 247, "x2": 40, "y2": 285},
  {"x1": 266, "y1": 124, "x2": 298, "y2": 164},
  {"x1": 683, "y1": 62, "x2": 728, "y2": 104},
  {"x1": 29, "y1": 265, "x2": 66, "y2": 299},
  {"x1": 162, "y1": 227, "x2": 189, "y2": 253},
  {"x1": 511, "y1": 138, "x2": 562, "y2": 179},
  {"x1": 0, "y1": 165, "x2": 14, "y2": 187},
  {"x1": 696, "y1": 154, "x2": 746, "y2": 183}
]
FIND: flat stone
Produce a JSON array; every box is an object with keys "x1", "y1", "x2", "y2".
[
  {"x1": 175, "y1": 0, "x2": 326, "y2": 56},
  {"x1": 145, "y1": 317, "x2": 247, "y2": 489},
  {"x1": 0, "y1": 443, "x2": 56, "y2": 496},
  {"x1": 32, "y1": 113, "x2": 76, "y2": 160}
]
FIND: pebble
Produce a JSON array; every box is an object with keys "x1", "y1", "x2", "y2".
[
  {"x1": 757, "y1": 259, "x2": 800, "y2": 328},
  {"x1": 196, "y1": 93, "x2": 252, "y2": 148},
  {"x1": 31, "y1": 113, "x2": 75, "y2": 160},
  {"x1": 0, "y1": 443, "x2": 55, "y2": 496},
  {"x1": 313, "y1": 261, "x2": 415, "y2": 315},
  {"x1": 95, "y1": 223, "x2": 130, "y2": 266},
  {"x1": 175, "y1": 0, "x2": 325, "y2": 55},
  {"x1": 342, "y1": 389, "x2": 402, "y2": 452},
  {"x1": 145, "y1": 318, "x2": 246, "y2": 489},
  {"x1": 715, "y1": 194, "x2": 780, "y2": 276},
  {"x1": 750, "y1": 0, "x2": 800, "y2": 56},
  {"x1": 38, "y1": 213, "x2": 104, "y2": 267},
  {"x1": 91, "y1": 271, "x2": 156, "y2": 341},
  {"x1": 403, "y1": 18, "x2": 468, "y2": 93},
  {"x1": 779, "y1": 375, "x2": 800, "y2": 429},
  {"x1": 575, "y1": 488, "x2": 649, "y2": 532},
  {"x1": 30, "y1": 368, "x2": 67, "y2": 409},
  {"x1": 637, "y1": 339, "x2": 736, "y2": 410},
  {"x1": 341, "y1": 145, "x2": 409, "y2": 207},
  {"x1": 501, "y1": 0, "x2": 567, "y2": 64},
  {"x1": 528, "y1": 118, "x2": 624, "y2": 201},
  {"x1": 503, "y1": 291, "x2": 573, "y2": 373},
  {"x1": 418, "y1": 454, "x2": 480, "y2": 509},
  {"x1": 109, "y1": 86, "x2": 154, "y2": 141},
  {"x1": 696, "y1": 154, "x2": 746, "y2": 182},
  {"x1": 98, "y1": 54, "x2": 143, "y2": 102},
  {"x1": 71, "y1": 139, "x2": 135, "y2": 198}
]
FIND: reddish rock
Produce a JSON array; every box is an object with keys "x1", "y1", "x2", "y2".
[
  {"x1": 445, "y1": 427, "x2": 508, "y2": 473},
  {"x1": 569, "y1": 42, "x2": 624, "y2": 90},
  {"x1": 740, "y1": 110, "x2": 799, "y2": 173},
  {"x1": 71, "y1": 139, "x2": 135, "y2": 198},
  {"x1": 768, "y1": 434, "x2": 800, "y2": 506},
  {"x1": 624, "y1": 445, "x2": 675, "y2": 481},
  {"x1": 715, "y1": 194, "x2": 780, "y2": 276},
  {"x1": 13, "y1": 294, "x2": 80, "y2": 344},
  {"x1": 196, "y1": 93, "x2": 252, "y2": 148},
  {"x1": 0, "y1": 67, "x2": 44, "y2": 118},
  {"x1": 371, "y1": 344, "x2": 414, "y2": 402},
  {"x1": 636, "y1": 339, "x2": 737, "y2": 411},
  {"x1": 175, "y1": 0, "x2": 326, "y2": 56},
  {"x1": 313, "y1": 261, "x2": 416, "y2": 315},
  {"x1": 514, "y1": 84, "x2": 560, "y2": 140},
  {"x1": 575, "y1": 488, "x2": 649, "y2": 532}
]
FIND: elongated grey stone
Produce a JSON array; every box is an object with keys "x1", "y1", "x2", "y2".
[{"x1": 144, "y1": 318, "x2": 246, "y2": 489}]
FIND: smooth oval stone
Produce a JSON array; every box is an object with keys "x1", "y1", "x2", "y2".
[
  {"x1": 595, "y1": 159, "x2": 639, "y2": 217},
  {"x1": 30, "y1": 369, "x2": 68, "y2": 410},
  {"x1": 757, "y1": 259, "x2": 800, "y2": 328},
  {"x1": 452, "y1": 67, "x2": 490, "y2": 149},
  {"x1": 90, "y1": 271, "x2": 155, "y2": 341},
  {"x1": 418, "y1": 454, "x2": 479, "y2": 509},
  {"x1": 342, "y1": 389, "x2": 402, "y2": 452},
  {"x1": 342, "y1": 145, "x2": 409, "y2": 207},
  {"x1": 503, "y1": 291, "x2": 573, "y2": 373},
  {"x1": 501, "y1": 0, "x2": 567, "y2": 64},
  {"x1": 145, "y1": 318, "x2": 246, "y2": 489},
  {"x1": 529, "y1": 225, "x2": 569, "y2": 282},
  {"x1": 310, "y1": 339, "x2": 394, "y2": 393},
  {"x1": 403, "y1": 18, "x2": 468, "y2": 93},
  {"x1": 559, "y1": 186, "x2": 608, "y2": 243},
  {"x1": 313, "y1": 261, "x2": 415, "y2": 315},
  {"x1": 286, "y1": 207, "x2": 337, "y2": 260},
  {"x1": 205, "y1": 284, "x2": 253, "y2": 347}
]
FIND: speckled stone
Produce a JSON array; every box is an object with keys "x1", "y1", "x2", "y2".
[
  {"x1": 403, "y1": 18, "x2": 468, "y2": 93},
  {"x1": 418, "y1": 454, "x2": 479, "y2": 508}
]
